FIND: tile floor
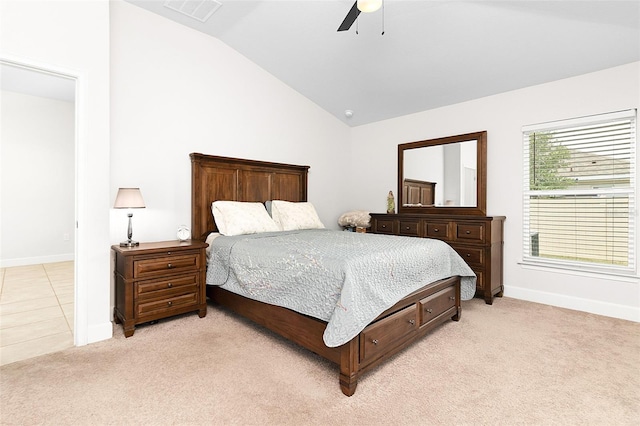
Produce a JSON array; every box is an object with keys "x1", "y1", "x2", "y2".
[{"x1": 0, "y1": 261, "x2": 74, "y2": 366}]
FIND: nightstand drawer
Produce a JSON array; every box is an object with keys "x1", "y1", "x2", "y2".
[
  {"x1": 134, "y1": 252, "x2": 200, "y2": 278},
  {"x1": 136, "y1": 273, "x2": 199, "y2": 298},
  {"x1": 137, "y1": 292, "x2": 199, "y2": 317}
]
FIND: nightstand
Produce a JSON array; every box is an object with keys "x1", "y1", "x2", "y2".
[{"x1": 112, "y1": 240, "x2": 209, "y2": 337}]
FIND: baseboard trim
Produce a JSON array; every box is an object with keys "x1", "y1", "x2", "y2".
[
  {"x1": 505, "y1": 286, "x2": 639, "y2": 323},
  {"x1": 1, "y1": 253, "x2": 74, "y2": 268}
]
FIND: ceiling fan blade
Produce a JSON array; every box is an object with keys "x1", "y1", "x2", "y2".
[{"x1": 337, "y1": 1, "x2": 360, "y2": 32}]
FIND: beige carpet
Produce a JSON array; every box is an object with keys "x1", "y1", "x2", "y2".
[{"x1": 1, "y1": 297, "x2": 638, "y2": 425}]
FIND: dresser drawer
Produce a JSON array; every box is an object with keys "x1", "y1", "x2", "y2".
[
  {"x1": 398, "y1": 220, "x2": 420, "y2": 237},
  {"x1": 454, "y1": 222, "x2": 485, "y2": 243},
  {"x1": 133, "y1": 252, "x2": 200, "y2": 278},
  {"x1": 425, "y1": 221, "x2": 451, "y2": 240},
  {"x1": 136, "y1": 273, "x2": 199, "y2": 299},
  {"x1": 136, "y1": 291, "x2": 199, "y2": 318},
  {"x1": 474, "y1": 270, "x2": 485, "y2": 292},
  {"x1": 374, "y1": 219, "x2": 396, "y2": 234},
  {"x1": 360, "y1": 305, "x2": 417, "y2": 364},
  {"x1": 453, "y1": 246, "x2": 484, "y2": 267},
  {"x1": 419, "y1": 285, "x2": 456, "y2": 327}
]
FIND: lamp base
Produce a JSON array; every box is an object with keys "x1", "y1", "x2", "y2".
[{"x1": 120, "y1": 240, "x2": 139, "y2": 247}]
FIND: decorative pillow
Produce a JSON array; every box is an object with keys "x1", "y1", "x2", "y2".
[
  {"x1": 269, "y1": 200, "x2": 325, "y2": 231},
  {"x1": 338, "y1": 210, "x2": 371, "y2": 228},
  {"x1": 211, "y1": 201, "x2": 280, "y2": 236}
]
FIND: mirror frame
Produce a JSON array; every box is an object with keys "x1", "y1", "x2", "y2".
[{"x1": 398, "y1": 130, "x2": 487, "y2": 216}]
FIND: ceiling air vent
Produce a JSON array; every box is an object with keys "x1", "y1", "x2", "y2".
[{"x1": 164, "y1": 0, "x2": 222, "y2": 23}]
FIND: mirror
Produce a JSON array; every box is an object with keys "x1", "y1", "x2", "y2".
[{"x1": 398, "y1": 131, "x2": 487, "y2": 216}]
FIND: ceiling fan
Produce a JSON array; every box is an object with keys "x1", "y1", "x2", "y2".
[{"x1": 337, "y1": 0, "x2": 383, "y2": 32}]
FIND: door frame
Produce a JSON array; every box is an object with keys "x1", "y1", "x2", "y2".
[{"x1": 1, "y1": 55, "x2": 87, "y2": 346}]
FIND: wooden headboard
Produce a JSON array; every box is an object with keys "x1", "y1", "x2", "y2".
[{"x1": 190, "y1": 153, "x2": 309, "y2": 240}]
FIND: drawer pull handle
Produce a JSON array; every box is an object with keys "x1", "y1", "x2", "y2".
[
  {"x1": 408, "y1": 319, "x2": 415, "y2": 325},
  {"x1": 167, "y1": 263, "x2": 174, "y2": 269},
  {"x1": 167, "y1": 251, "x2": 172, "y2": 255},
  {"x1": 167, "y1": 301, "x2": 173, "y2": 307},
  {"x1": 426, "y1": 308, "x2": 433, "y2": 314},
  {"x1": 167, "y1": 283, "x2": 172, "y2": 288},
  {"x1": 405, "y1": 226, "x2": 410, "y2": 230},
  {"x1": 372, "y1": 339, "x2": 379, "y2": 345},
  {"x1": 381, "y1": 224, "x2": 386, "y2": 228},
  {"x1": 466, "y1": 254, "x2": 471, "y2": 257},
  {"x1": 466, "y1": 230, "x2": 471, "y2": 234}
]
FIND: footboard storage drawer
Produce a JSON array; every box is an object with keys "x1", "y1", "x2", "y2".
[
  {"x1": 419, "y1": 286, "x2": 456, "y2": 327},
  {"x1": 112, "y1": 240, "x2": 208, "y2": 337},
  {"x1": 360, "y1": 305, "x2": 417, "y2": 364},
  {"x1": 353, "y1": 277, "x2": 460, "y2": 380}
]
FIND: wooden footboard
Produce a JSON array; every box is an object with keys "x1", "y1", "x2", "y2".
[{"x1": 207, "y1": 276, "x2": 461, "y2": 396}]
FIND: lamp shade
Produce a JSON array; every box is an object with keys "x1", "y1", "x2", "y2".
[
  {"x1": 357, "y1": 0, "x2": 382, "y2": 13},
  {"x1": 113, "y1": 188, "x2": 146, "y2": 209}
]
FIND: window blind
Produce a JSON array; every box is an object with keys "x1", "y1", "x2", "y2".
[{"x1": 523, "y1": 109, "x2": 636, "y2": 274}]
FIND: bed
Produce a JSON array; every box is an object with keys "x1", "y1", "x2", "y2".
[{"x1": 191, "y1": 153, "x2": 475, "y2": 396}]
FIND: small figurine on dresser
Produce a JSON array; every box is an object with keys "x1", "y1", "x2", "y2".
[{"x1": 387, "y1": 190, "x2": 395, "y2": 214}]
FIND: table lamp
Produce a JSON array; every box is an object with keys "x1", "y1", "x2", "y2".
[{"x1": 114, "y1": 187, "x2": 146, "y2": 247}]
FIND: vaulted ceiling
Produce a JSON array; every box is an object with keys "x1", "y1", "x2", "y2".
[
  {"x1": 126, "y1": 0, "x2": 639, "y2": 126},
  {"x1": 86, "y1": 1, "x2": 640, "y2": 125}
]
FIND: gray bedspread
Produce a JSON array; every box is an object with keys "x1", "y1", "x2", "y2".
[{"x1": 207, "y1": 229, "x2": 475, "y2": 347}]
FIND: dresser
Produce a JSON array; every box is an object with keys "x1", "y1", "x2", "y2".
[
  {"x1": 112, "y1": 240, "x2": 208, "y2": 337},
  {"x1": 370, "y1": 213, "x2": 505, "y2": 304}
]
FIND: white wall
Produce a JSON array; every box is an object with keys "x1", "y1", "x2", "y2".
[
  {"x1": 2, "y1": 0, "x2": 636, "y2": 353},
  {"x1": 1, "y1": 0, "x2": 111, "y2": 344},
  {"x1": 349, "y1": 62, "x2": 640, "y2": 321},
  {"x1": 109, "y1": 1, "x2": 351, "y2": 248},
  {"x1": 1, "y1": 91, "x2": 75, "y2": 267}
]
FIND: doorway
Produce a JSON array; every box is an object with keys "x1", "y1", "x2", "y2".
[{"x1": 0, "y1": 61, "x2": 77, "y2": 364}]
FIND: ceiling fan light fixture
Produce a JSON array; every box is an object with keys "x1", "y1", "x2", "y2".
[{"x1": 357, "y1": 0, "x2": 382, "y2": 13}]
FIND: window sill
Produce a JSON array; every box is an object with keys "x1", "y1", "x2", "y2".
[{"x1": 518, "y1": 260, "x2": 639, "y2": 282}]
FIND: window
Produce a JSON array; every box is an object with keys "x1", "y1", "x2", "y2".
[{"x1": 523, "y1": 109, "x2": 636, "y2": 275}]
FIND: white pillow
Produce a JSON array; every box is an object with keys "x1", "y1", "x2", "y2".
[
  {"x1": 211, "y1": 201, "x2": 280, "y2": 236},
  {"x1": 269, "y1": 200, "x2": 325, "y2": 231}
]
